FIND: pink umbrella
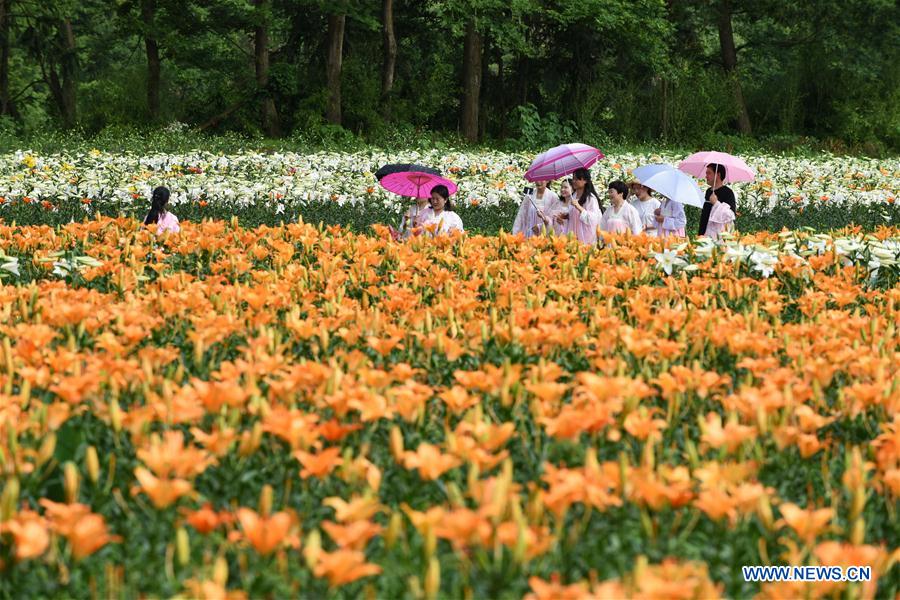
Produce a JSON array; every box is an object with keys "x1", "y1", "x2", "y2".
[
  {"x1": 379, "y1": 171, "x2": 457, "y2": 199},
  {"x1": 525, "y1": 143, "x2": 604, "y2": 182},
  {"x1": 677, "y1": 151, "x2": 755, "y2": 183}
]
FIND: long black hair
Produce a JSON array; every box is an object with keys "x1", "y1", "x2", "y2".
[
  {"x1": 430, "y1": 184, "x2": 454, "y2": 211},
  {"x1": 144, "y1": 187, "x2": 171, "y2": 225},
  {"x1": 572, "y1": 168, "x2": 602, "y2": 210}
]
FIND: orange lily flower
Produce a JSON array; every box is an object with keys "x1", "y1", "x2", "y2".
[
  {"x1": 132, "y1": 467, "x2": 194, "y2": 509},
  {"x1": 1, "y1": 510, "x2": 50, "y2": 560},
  {"x1": 321, "y1": 520, "x2": 383, "y2": 550},
  {"x1": 294, "y1": 447, "x2": 342, "y2": 479},
  {"x1": 402, "y1": 443, "x2": 461, "y2": 480},
  {"x1": 236, "y1": 508, "x2": 293, "y2": 555},
  {"x1": 313, "y1": 549, "x2": 382, "y2": 587},
  {"x1": 777, "y1": 503, "x2": 834, "y2": 545}
]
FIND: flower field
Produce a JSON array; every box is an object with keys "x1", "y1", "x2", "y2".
[
  {"x1": 0, "y1": 217, "x2": 898, "y2": 598},
  {"x1": 1, "y1": 148, "x2": 898, "y2": 233}
]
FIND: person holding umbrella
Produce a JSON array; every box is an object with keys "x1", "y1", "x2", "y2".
[
  {"x1": 513, "y1": 180, "x2": 562, "y2": 238},
  {"x1": 677, "y1": 152, "x2": 754, "y2": 236},
  {"x1": 631, "y1": 164, "x2": 703, "y2": 240},
  {"x1": 376, "y1": 163, "x2": 439, "y2": 239},
  {"x1": 565, "y1": 168, "x2": 604, "y2": 244},
  {"x1": 378, "y1": 169, "x2": 457, "y2": 240},
  {"x1": 698, "y1": 163, "x2": 736, "y2": 236},
  {"x1": 523, "y1": 143, "x2": 605, "y2": 243},
  {"x1": 654, "y1": 195, "x2": 687, "y2": 238},
  {"x1": 416, "y1": 185, "x2": 463, "y2": 236}
]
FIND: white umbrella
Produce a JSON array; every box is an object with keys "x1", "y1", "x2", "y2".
[{"x1": 633, "y1": 164, "x2": 705, "y2": 208}]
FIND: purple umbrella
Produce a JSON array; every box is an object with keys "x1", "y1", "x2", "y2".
[
  {"x1": 379, "y1": 171, "x2": 458, "y2": 199},
  {"x1": 525, "y1": 143, "x2": 604, "y2": 182}
]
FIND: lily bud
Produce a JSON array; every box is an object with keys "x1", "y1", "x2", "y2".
[
  {"x1": 175, "y1": 527, "x2": 190, "y2": 566},
  {"x1": 408, "y1": 576, "x2": 423, "y2": 600},
  {"x1": 757, "y1": 495, "x2": 774, "y2": 531},
  {"x1": 303, "y1": 529, "x2": 322, "y2": 569},
  {"x1": 85, "y1": 446, "x2": 100, "y2": 483},
  {"x1": 109, "y1": 399, "x2": 122, "y2": 433},
  {"x1": 850, "y1": 517, "x2": 865, "y2": 545},
  {"x1": 424, "y1": 557, "x2": 440, "y2": 600},
  {"x1": 37, "y1": 433, "x2": 57, "y2": 468},
  {"x1": 63, "y1": 461, "x2": 80, "y2": 504},
  {"x1": 1, "y1": 476, "x2": 19, "y2": 521},
  {"x1": 385, "y1": 512, "x2": 403, "y2": 549},
  {"x1": 259, "y1": 484, "x2": 273, "y2": 518},
  {"x1": 390, "y1": 426, "x2": 405, "y2": 462},
  {"x1": 850, "y1": 489, "x2": 866, "y2": 522},
  {"x1": 424, "y1": 525, "x2": 436, "y2": 559},
  {"x1": 446, "y1": 482, "x2": 466, "y2": 508},
  {"x1": 513, "y1": 519, "x2": 528, "y2": 564},
  {"x1": 213, "y1": 555, "x2": 228, "y2": 586}
]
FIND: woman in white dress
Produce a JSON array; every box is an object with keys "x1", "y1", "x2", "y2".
[
  {"x1": 600, "y1": 181, "x2": 642, "y2": 235},
  {"x1": 512, "y1": 180, "x2": 560, "y2": 238},
  {"x1": 654, "y1": 195, "x2": 687, "y2": 238},
  {"x1": 416, "y1": 185, "x2": 464, "y2": 236},
  {"x1": 629, "y1": 183, "x2": 661, "y2": 236}
]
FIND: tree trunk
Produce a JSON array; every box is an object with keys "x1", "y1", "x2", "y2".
[
  {"x1": 58, "y1": 19, "x2": 77, "y2": 128},
  {"x1": 461, "y1": 19, "x2": 482, "y2": 142},
  {"x1": 141, "y1": 0, "x2": 161, "y2": 121},
  {"x1": 325, "y1": 14, "x2": 345, "y2": 126},
  {"x1": 254, "y1": 0, "x2": 279, "y2": 136},
  {"x1": 380, "y1": 0, "x2": 396, "y2": 119},
  {"x1": 717, "y1": 0, "x2": 751, "y2": 134},
  {"x1": 0, "y1": 0, "x2": 11, "y2": 116}
]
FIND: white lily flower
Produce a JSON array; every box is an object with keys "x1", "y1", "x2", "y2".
[
  {"x1": 653, "y1": 249, "x2": 686, "y2": 275},
  {"x1": 1, "y1": 258, "x2": 20, "y2": 277}
]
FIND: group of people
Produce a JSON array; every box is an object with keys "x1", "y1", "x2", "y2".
[
  {"x1": 142, "y1": 164, "x2": 738, "y2": 245},
  {"x1": 512, "y1": 163, "x2": 738, "y2": 244}
]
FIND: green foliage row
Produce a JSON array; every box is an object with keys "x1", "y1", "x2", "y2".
[{"x1": 0, "y1": 0, "x2": 897, "y2": 152}]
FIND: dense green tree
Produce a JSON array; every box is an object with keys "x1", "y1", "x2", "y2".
[{"x1": 0, "y1": 0, "x2": 894, "y2": 149}]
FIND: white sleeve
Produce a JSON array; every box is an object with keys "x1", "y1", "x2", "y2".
[
  {"x1": 512, "y1": 198, "x2": 529, "y2": 234},
  {"x1": 598, "y1": 207, "x2": 610, "y2": 229},
  {"x1": 580, "y1": 195, "x2": 602, "y2": 226},
  {"x1": 628, "y1": 206, "x2": 642, "y2": 234}
]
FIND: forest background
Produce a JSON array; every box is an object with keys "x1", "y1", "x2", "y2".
[{"x1": 0, "y1": 0, "x2": 896, "y2": 155}]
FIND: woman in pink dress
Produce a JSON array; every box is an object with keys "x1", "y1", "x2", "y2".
[
  {"x1": 143, "y1": 186, "x2": 180, "y2": 234},
  {"x1": 600, "y1": 181, "x2": 643, "y2": 234},
  {"x1": 563, "y1": 168, "x2": 603, "y2": 244},
  {"x1": 547, "y1": 179, "x2": 574, "y2": 235}
]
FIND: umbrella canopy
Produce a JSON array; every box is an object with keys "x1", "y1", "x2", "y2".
[
  {"x1": 379, "y1": 171, "x2": 458, "y2": 199},
  {"x1": 374, "y1": 163, "x2": 440, "y2": 181},
  {"x1": 525, "y1": 143, "x2": 604, "y2": 182},
  {"x1": 677, "y1": 151, "x2": 755, "y2": 183},
  {"x1": 633, "y1": 164, "x2": 705, "y2": 208}
]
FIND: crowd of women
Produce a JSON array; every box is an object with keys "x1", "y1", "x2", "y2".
[
  {"x1": 508, "y1": 163, "x2": 737, "y2": 243},
  {"x1": 385, "y1": 163, "x2": 737, "y2": 244},
  {"x1": 142, "y1": 164, "x2": 738, "y2": 245}
]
